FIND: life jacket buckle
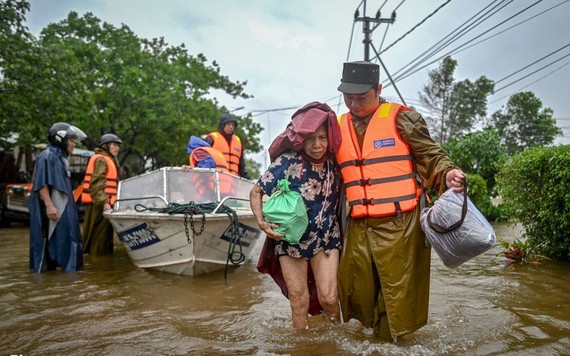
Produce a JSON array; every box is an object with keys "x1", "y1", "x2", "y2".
[{"x1": 362, "y1": 198, "x2": 373, "y2": 206}]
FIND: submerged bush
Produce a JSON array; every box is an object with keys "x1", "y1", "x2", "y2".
[
  {"x1": 496, "y1": 145, "x2": 570, "y2": 261},
  {"x1": 466, "y1": 173, "x2": 508, "y2": 222}
]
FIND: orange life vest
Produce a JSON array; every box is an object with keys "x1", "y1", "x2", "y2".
[
  {"x1": 189, "y1": 147, "x2": 229, "y2": 172},
  {"x1": 206, "y1": 132, "x2": 242, "y2": 175},
  {"x1": 189, "y1": 147, "x2": 234, "y2": 196},
  {"x1": 81, "y1": 154, "x2": 119, "y2": 205},
  {"x1": 336, "y1": 103, "x2": 422, "y2": 219}
]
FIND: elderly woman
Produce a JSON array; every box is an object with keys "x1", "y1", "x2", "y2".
[{"x1": 250, "y1": 102, "x2": 342, "y2": 331}]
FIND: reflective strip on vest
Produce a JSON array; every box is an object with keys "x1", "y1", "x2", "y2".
[
  {"x1": 335, "y1": 103, "x2": 421, "y2": 218},
  {"x1": 207, "y1": 132, "x2": 242, "y2": 175},
  {"x1": 189, "y1": 147, "x2": 229, "y2": 172},
  {"x1": 81, "y1": 154, "x2": 119, "y2": 205}
]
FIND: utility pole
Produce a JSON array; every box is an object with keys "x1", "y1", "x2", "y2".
[
  {"x1": 354, "y1": 0, "x2": 396, "y2": 61},
  {"x1": 353, "y1": 0, "x2": 406, "y2": 106}
]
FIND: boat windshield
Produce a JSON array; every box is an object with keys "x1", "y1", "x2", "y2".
[{"x1": 115, "y1": 167, "x2": 254, "y2": 211}]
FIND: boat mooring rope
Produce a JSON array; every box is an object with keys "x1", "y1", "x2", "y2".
[{"x1": 134, "y1": 202, "x2": 246, "y2": 278}]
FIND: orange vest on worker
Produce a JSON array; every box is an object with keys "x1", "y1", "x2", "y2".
[
  {"x1": 190, "y1": 148, "x2": 234, "y2": 198},
  {"x1": 206, "y1": 132, "x2": 242, "y2": 175},
  {"x1": 81, "y1": 154, "x2": 119, "y2": 205},
  {"x1": 189, "y1": 147, "x2": 229, "y2": 172},
  {"x1": 336, "y1": 102, "x2": 423, "y2": 219}
]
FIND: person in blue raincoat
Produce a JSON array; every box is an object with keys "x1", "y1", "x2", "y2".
[
  {"x1": 184, "y1": 135, "x2": 228, "y2": 170},
  {"x1": 29, "y1": 122, "x2": 87, "y2": 272}
]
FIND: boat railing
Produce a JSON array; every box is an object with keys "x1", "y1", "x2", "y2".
[
  {"x1": 212, "y1": 196, "x2": 252, "y2": 214},
  {"x1": 113, "y1": 195, "x2": 169, "y2": 208},
  {"x1": 113, "y1": 167, "x2": 255, "y2": 212},
  {"x1": 111, "y1": 195, "x2": 252, "y2": 216}
]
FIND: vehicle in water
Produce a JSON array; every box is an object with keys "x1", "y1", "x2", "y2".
[
  {"x1": 104, "y1": 167, "x2": 264, "y2": 276},
  {"x1": 0, "y1": 145, "x2": 94, "y2": 226}
]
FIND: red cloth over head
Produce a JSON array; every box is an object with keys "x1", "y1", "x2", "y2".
[
  {"x1": 193, "y1": 149, "x2": 210, "y2": 161},
  {"x1": 268, "y1": 101, "x2": 340, "y2": 162}
]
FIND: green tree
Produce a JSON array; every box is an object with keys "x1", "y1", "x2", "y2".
[
  {"x1": 497, "y1": 145, "x2": 570, "y2": 261},
  {"x1": 419, "y1": 56, "x2": 494, "y2": 145},
  {"x1": 1, "y1": 2, "x2": 264, "y2": 177},
  {"x1": 0, "y1": 0, "x2": 37, "y2": 145},
  {"x1": 245, "y1": 158, "x2": 262, "y2": 180},
  {"x1": 491, "y1": 91, "x2": 562, "y2": 155},
  {"x1": 444, "y1": 127, "x2": 507, "y2": 195}
]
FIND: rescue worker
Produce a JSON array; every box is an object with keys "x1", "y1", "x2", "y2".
[
  {"x1": 29, "y1": 122, "x2": 87, "y2": 272},
  {"x1": 335, "y1": 61, "x2": 466, "y2": 340},
  {"x1": 81, "y1": 133, "x2": 122, "y2": 255},
  {"x1": 204, "y1": 113, "x2": 250, "y2": 179}
]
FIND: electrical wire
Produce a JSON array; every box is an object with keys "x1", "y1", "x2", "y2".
[
  {"x1": 494, "y1": 52, "x2": 570, "y2": 93},
  {"x1": 488, "y1": 60, "x2": 570, "y2": 104},
  {"x1": 388, "y1": 0, "x2": 546, "y2": 87},
  {"x1": 379, "y1": 0, "x2": 452, "y2": 55},
  {"x1": 385, "y1": 0, "x2": 510, "y2": 86},
  {"x1": 393, "y1": 0, "x2": 406, "y2": 12},
  {"x1": 444, "y1": 1, "x2": 569, "y2": 59},
  {"x1": 495, "y1": 43, "x2": 570, "y2": 84},
  {"x1": 249, "y1": 1, "x2": 567, "y2": 129}
]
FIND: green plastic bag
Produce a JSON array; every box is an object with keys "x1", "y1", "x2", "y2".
[{"x1": 262, "y1": 179, "x2": 308, "y2": 244}]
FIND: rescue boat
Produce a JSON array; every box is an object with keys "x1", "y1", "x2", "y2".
[{"x1": 103, "y1": 167, "x2": 263, "y2": 276}]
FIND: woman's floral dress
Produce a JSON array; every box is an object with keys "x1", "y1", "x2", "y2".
[{"x1": 257, "y1": 150, "x2": 341, "y2": 259}]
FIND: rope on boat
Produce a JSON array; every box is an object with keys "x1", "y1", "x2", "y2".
[{"x1": 133, "y1": 202, "x2": 246, "y2": 278}]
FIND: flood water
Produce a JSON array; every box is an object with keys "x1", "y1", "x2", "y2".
[{"x1": 1, "y1": 223, "x2": 569, "y2": 355}]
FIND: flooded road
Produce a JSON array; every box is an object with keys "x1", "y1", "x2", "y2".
[{"x1": 0, "y1": 223, "x2": 568, "y2": 355}]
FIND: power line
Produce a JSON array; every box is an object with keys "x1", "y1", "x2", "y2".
[
  {"x1": 387, "y1": 0, "x2": 545, "y2": 87},
  {"x1": 252, "y1": 2, "x2": 568, "y2": 126},
  {"x1": 393, "y1": 0, "x2": 406, "y2": 12},
  {"x1": 489, "y1": 60, "x2": 570, "y2": 104},
  {"x1": 443, "y1": 1, "x2": 569, "y2": 59},
  {"x1": 379, "y1": 0, "x2": 452, "y2": 55},
  {"x1": 495, "y1": 43, "x2": 570, "y2": 84},
  {"x1": 494, "y1": 52, "x2": 570, "y2": 93},
  {"x1": 384, "y1": 0, "x2": 512, "y2": 86}
]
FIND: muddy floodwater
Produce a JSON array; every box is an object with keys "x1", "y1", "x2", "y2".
[{"x1": 0, "y1": 223, "x2": 569, "y2": 355}]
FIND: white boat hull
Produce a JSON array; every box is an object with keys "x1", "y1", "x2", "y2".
[
  {"x1": 104, "y1": 167, "x2": 264, "y2": 276},
  {"x1": 108, "y1": 210, "x2": 261, "y2": 276}
]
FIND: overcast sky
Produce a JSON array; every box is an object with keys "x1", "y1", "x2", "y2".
[{"x1": 26, "y1": 0, "x2": 570, "y2": 166}]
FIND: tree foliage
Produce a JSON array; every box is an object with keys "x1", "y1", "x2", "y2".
[
  {"x1": 1, "y1": 1, "x2": 263, "y2": 177},
  {"x1": 491, "y1": 91, "x2": 562, "y2": 155},
  {"x1": 444, "y1": 127, "x2": 507, "y2": 195},
  {"x1": 419, "y1": 56, "x2": 494, "y2": 145},
  {"x1": 496, "y1": 145, "x2": 570, "y2": 261},
  {"x1": 0, "y1": 0, "x2": 36, "y2": 145}
]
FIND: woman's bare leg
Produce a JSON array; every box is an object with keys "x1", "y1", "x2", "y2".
[
  {"x1": 310, "y1": 249, "x2": 340, "y2": 322},
  {"x1": 279, "y1": 255, "x2": 310, "y2": 331}
]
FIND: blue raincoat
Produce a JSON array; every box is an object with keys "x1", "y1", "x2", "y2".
[
  {"x1": 185, "y1": 136, "x2": 216, "y2": 168},
  {"x1": 29, "y1": 145, "x2": 83, "y2": 272}
]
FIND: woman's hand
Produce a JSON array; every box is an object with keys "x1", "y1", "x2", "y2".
[
  {"x1": 250, "y1": 184, "x2": 284, "y2": 241},
  {"x1": 258, "y1": 220, "x2": 284, "y2": 241}
]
